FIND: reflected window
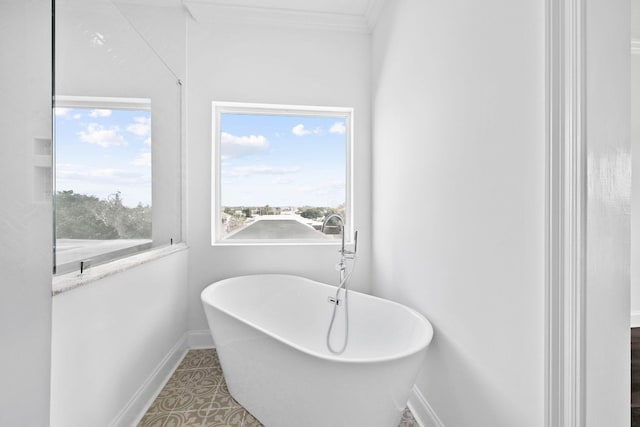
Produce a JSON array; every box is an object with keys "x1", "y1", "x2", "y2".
[{"x1": 54, "y1": 96, "x2": 152, "y2": 274}]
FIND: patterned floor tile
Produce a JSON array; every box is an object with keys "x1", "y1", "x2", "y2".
[
  {"x1": 173, "y1": 387, "x2": 215, "y2": 415},
  {"x1": 138, "y1": 412, "x2": 169, "y2": 427},
  {"x1": 164, "y1": 411, "x2": 208, "y2": 427},
  {"x1": 241, "y1": 411, "x2": 264, "y2": 427},
  {"x1": 202, "y1": 407, "x2": 246, "y2": 427},
  {"x1": 146, "y1": 387, "x2": 183, "y2": 414},
  {"x1": 140, "y1": 349, "x2": 419, "y2": 427},
  {"x1": 200, "y1": 350, "x2": 220, "y2": 368},
  {"x1": 210, "y1": 384, "x2": 242, "y2": 411},
  {"x1": 189, "y1": 367, "x2": 224, "y2": 388},
  {"x1": 165, "y1": 369, "x2": 196, "y2": 389},
  {"x1": 399, "y1": 406, "x2": 419, "y2": 426}
]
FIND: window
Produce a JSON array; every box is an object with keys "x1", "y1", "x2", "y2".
[
  {"x1": 212, "y1": 102, "x2": 353, "y2": 244},
  {"x1": 54, "y1": 96, "x2": 152, "y2": 274}
]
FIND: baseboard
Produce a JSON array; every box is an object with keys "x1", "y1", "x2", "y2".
[
  {"x1": 407, "y1": 385, "x2": 445, "y2": 427},
  {"x1": 109, "y1": 330, "x2": 214, "y2": 427},
  {"x1": 631, "y1": 311, "x2": 640, "y2": 328},
  {"x1": 113, "y1": 329, "x2": 439, "y2": 427},
  {"x1": 187, "y1": 329, "x2": 215, "y2": 348},
  {"x1": 109, "y1": 334, "x2": 189, "y2": 427}
]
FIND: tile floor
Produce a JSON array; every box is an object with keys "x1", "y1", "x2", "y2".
[{"x1": 138, "y1": 348, "x2": 419, "y2": 427}]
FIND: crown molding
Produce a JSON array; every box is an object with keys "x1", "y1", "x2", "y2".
[
  {"x1": 113, "y1": 0, "x2": 184, "y2": 7},
  {"x1": 633, "y1": 39, "x2": 640, "y2": 55},
  {"x1": 364, "y1": 0, "x2": 386, "y2": 31},
  {"x1": 183, "y1": 0, "x2": 370, "y2": 33}
]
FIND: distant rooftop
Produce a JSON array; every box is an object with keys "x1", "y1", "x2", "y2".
[{"x1": 226, "y1": 217, "x2": 333, "y2": 240}]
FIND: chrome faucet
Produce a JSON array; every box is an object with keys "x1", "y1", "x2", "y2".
[
  {"x1": 321, "y1": 214, "x2": 358, "y2": 283},
  {"x1": 321, "y1": 214, "x2": 359, "y2": 355},
  {"x1": 321, "y1": 213, "x2": 346, "y2": 255}
]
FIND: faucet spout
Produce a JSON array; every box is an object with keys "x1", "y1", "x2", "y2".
[{"x1": 321, "y1": 213, "x2": 345, "y2": 256}]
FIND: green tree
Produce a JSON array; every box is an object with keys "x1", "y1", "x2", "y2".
[
  {"x1": 55, "y1": 190, "x2": 151, "y2": 240},
  {"x1": 55, "y1": 190, "x2": 118, "y2": 239},
  {"x1": 300, "y1": 207, "x2": 324, "y2": 219}
]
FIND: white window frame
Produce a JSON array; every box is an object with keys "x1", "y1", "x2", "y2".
[
  {"x1": 53, "y1": 95, "x2": 153, "y2": 275},
  {"x1": 55, "y1": 95, "x2": 151, "y2": 112},
  {"x1": 211, "y1": 101, "x2": 354, "y2": 245}
]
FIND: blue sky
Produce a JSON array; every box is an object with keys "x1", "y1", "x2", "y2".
[
  {"x1": 219, "y1": 113, "x2": 347, "y2": 208},
  {"x1": 54, "y1": 107, "x2": 152, "y2": 207}
]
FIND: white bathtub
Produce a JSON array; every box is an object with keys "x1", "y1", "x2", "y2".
[{"x1": 201, "y1": 274, "x2": 433, "y2": 427}]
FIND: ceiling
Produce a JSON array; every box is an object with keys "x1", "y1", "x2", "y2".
[
  {"x1": 186, "y1": 0, "x2": 376, "y2": 16},
  {"x1": 182, "y1": 0, "x2": 385, "y2": 33}
]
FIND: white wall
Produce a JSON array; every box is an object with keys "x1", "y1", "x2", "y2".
[
  {"x1": 50, "y1": 2, "x2": 190, "y2": 425},
  {"x1": 51, "y1": 250, "x2": 188, "y2": 427},
  {"x1": 584, "y1": 0, "x2": 630, "y2": 424},
  {"x1": 185, "y1": 15, "x2": 372, "y2": 331},
  {"x1": 631, "y1": 0, "x2": 640, "y2": 324},
  {"x1": 0, "y1": 0, "x2": 52, "y2": 425},
  {"x1": 371, "y1": 1, "x2": 545, "y2": 426},
  {"x1": 55, "y1": 0, "x2": 185, "y2": 245}
]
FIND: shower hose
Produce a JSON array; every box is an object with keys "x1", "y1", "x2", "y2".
[{"x1": 326, "y1": 254, "x2": 357, "y2": 355}]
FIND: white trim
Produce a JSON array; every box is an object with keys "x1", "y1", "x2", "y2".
[
  {"x1": 52, "y1": 243, "x2": 188, "y2": 295},
  {"x1": 631, "y1": 312, "x2": 640, "y2": 328},
  {"x1": 407, "y1": 385, "x2": 444, "y2": 427},
  {"x1": 546, "y1": 0, "x2": 586, "y2": 426},
  {"x1": 110, "y1": 334, "x2": 189, "y2": 427},
  {"x1": 187, "y1": 329, "x2": 215, "y2": 348},
  {"x1": 632, "y1": 40, "x2": 640, "y2": 55},
  {"x1": 111, "y1": 330, "x2": 215, "y2": 427},
  {"x1": 211, "y1": 101, "x2": 354, "y2": 246},
  {"x1": 183, "y1": 1, "x2": 370, "y2": 33},
  {"x1": 112, "y1": 0, "x2": 183, "y2": 6},
  {"x1": 53, "y1": 95, "x2": 151, "y2": 111}
]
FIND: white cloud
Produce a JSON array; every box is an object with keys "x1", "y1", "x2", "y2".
[
  {"x1": 292, "y1": 124, "x2": 323, "y2": 136},
  {"x1": 78, "y1": 123, "x2": 127, "y2": 148},
  {"x1": 127, "y1": 116, "x2": 151, "y2": 138},
  {"x1": 54, "y1": 108, "x2": 71, "y2": 117},
  {"x1": 132, "y1": 152, "x2": 151, "y2": 167},
  {"x1": 329, "y1": 121, "x2": 346, "y2": 135},
  {"x1": 57, "y1": 167, "x2": 148, "y2": 184},
  {"x1": 221, "y1": 132, "x2": 269, "y2": 159},
  {"x1": 223, "y1": 165, "x2": 300, "y2": 178},
  {"x1": 272, "y1": 176, "x2": 293, "y2": 185},
  {"x1": 54, "y1": 109, "x2": 82, "y2": 120},
  {"x1": 56, "y1": 165, "x2": 151, "y2": 206},
  {"x1": 89, "y1": 109, "x2": 112, "y2": 118},
  {"x1": 292, "y1": 124, "x2": 311, "y2": 136}
]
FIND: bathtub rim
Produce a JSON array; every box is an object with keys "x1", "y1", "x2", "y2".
[{"x1": 201, "y1": 273, "x2": 434, "y2": 364}]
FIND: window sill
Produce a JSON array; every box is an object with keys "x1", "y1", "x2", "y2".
[{"x1": 52, "y1": 242, "x2": 188, "y2": 296}]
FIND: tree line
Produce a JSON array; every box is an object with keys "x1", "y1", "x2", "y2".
[{"x1": 55, "y1": 190, "x2": 151, "y2": 240}]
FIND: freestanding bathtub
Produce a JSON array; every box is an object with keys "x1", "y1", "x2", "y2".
[{"x1": 201, "y1": 274, "x2": 433, "y2": 427}]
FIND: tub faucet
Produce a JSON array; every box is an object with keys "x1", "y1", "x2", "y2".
[
  {"x1": 321, "y1": 213, "x2": 346, "y2": 256},
  {"x1": 321, "y1": 214, "x2": 358, "y2": 257},
  {"x1": 321, "y1": 214, "x2": 358, "y2": 355},
  {"x1": 321, "y1": 214, "x2": 358, "y2": 283}
]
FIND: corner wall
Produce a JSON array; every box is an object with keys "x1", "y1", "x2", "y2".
[
  {"x1": 0, "y1": 0, "x2": 52, "y2": 425},
  {"x1": 51, "y1": 250, "x2": 188, "y2": 427},
  {"x1": 185, "y1": 16, "x2": 372, "y2": 331},
  {"x1": 50, "y1": 3, "x2": 190, "y2": 425},
  {"x1": 371, "y1": 1, "x2": 545, "y2": 425}
]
